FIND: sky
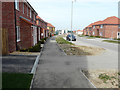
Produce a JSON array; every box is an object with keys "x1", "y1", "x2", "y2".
[{"x1": 28, "y1": 0, "x2": 119, "y2": 31}]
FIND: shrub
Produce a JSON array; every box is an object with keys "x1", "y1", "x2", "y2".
[
  {"x1": 28, "y1": 44, "x2": 41, "y2": 52},
  {"x1": 20, "y1": 42, "x2": 41, "y2": 52}
]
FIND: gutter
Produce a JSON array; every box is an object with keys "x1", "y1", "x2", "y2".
[{"x1": 14, "y1": 1, "x2": 18, "y2": 51}]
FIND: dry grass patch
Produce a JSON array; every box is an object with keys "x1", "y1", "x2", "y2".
[{"x1": 59, "y1": 44, "x2": 105, "y2": 56}]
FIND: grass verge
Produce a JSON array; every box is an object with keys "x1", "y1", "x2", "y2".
[
  {"x1": 2, "y1": 73, "x2": 33, "y2": 89},
  {"x1": 56, "y1": 36, "x2": 105, "y2": 56},
  {"x1": 103, "y1": 40, "x2": 120, "y2": 44},
  {"x1": 56, "y1": 36, "x2": 74, "y2": 45}
]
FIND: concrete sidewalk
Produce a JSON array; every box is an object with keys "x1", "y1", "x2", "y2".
[{"x1": 32, "y1": 36, "x2": 94, "y2": 88}]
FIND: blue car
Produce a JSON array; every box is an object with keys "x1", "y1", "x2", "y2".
[{"x1": 66, "y1": 34, "x2": 76, "y2": 41}]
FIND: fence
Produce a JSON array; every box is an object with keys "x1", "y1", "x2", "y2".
[{"x1": 2, "y1": 28, "x2": 8, "y2": 55}]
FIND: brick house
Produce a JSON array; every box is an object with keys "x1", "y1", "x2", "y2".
[
  {"x1": 76, "y1": 30, "x2": 83, "y2": 35},
  {"x1": 83, "y1": 23, "x2": 94, "y2": 36},
  {"x1": 36, "y1": 16, "x2": 48, "y2": 41},
  {"x1": 2, "y1": 0, "x2": 38, "y2": 53},
  {"x1": 83, "y1": 16, "x2": 120, "y2": 39},
  {"x1": 92, "y1": 16, "x2": 120, "y2": 38},
  {"x1": 47, "y1": 23, "x2": 55, "y2": 36}
]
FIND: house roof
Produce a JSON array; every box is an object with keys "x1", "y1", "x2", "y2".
[
  {"x1": 36, "y1": 16, "x2": 47, "y2": 23},
  {"x1": 101, "y1": 16, "x2": 119, "y2": 25},
  {"x1": 93, "y1": 16, "x2": 120, "y2": 25},
  {"x1": 77, "y1": 30, "x2": 83, "y2": 32},
  {"x1": 47, "y1": 23, "x2": 55, "y2": 28},
  {"x1": 85, "y1": 16, "x2": 120, "y2": 29}
]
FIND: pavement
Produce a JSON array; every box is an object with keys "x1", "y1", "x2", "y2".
[
  {"x1": 2, "y1": 55, "x2": 37, "y2": 73},
  {"x1": 32, "y1": 36, "x2": 94, "y2": 88}
]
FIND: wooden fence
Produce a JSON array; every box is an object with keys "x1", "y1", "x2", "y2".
[{"x1": 1, "y1": 28, "x2": 8, "y2": 55}]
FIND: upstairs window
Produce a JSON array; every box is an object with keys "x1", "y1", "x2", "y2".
[
  {"x1": 93, "y1": 26, "x2": 95, "y2": 29},
  {"x1": 119, "y1": 25, "x2": 120, "y2": 28},
  {"x1": 34, "y1": 14, "x2": 36, "y2": 21},
  {"x1": 30, "y1": 9, "x2": 32, "y2": 18},
  {"x1": 100, "y1": 25, "x2": 103, "y2": 28},
  {"x1": 27, "y1": 7, "x2": 29, "y2": 16},
  {"x1": 15, "y1": 0, "x2": 19, "y2": 10}
]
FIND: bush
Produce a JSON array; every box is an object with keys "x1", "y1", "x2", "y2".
[
  {"x1": 95, "y1": 36, "x2": 101, "y2": 38},
  {"x1": 28, "y1": 44, "x2": 41, "y2": 52},
  {"x1": 20, "y1": 42, "x2": 41, "y2": 52}
]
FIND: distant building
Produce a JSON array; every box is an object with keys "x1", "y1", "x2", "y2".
[
  {"x1": 83, "y1": 16, "x2": 120, "y2": 39},
  {"x1": 76, "y1": 30, "x2": 83, "y2": 35},
  {"x1": 47, "y1": 23, "x2": 55, "y2": 36}
]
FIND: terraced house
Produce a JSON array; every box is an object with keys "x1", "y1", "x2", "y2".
[
  {"x1": 83, "y1": 16, "x2": 120, "y2": 39},
  {"x1": 36, "y1": 16, "x2": 48, "y2": 40},
  {"x1": 2, "y1": 0, "x2": 38, "y2": 54},
  {"x1": 47, "y1": 23, "x2": 55, "y2": 36}
]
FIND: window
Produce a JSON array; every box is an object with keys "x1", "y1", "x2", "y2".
[
  {"x1": 27, "y1": 7, "x2": 28, "y2": 16},
  {"x1": 93, "y1": 31, "x2": 95, "y2": 35},
  {"x1": 34, "y1": 14, "x2": 36, "y2": 21},
  {"x1": 16, "y1": 26, "x2": 20, "y2": 42},
  {"x1": 30, "y1": 9, "x2": 32, "y2": 18},
  {"x1": 100, "y1": 25, "x2": 103, "y2": 28},
  {"x1": 15, "y1": 0, "x2": 19, "y2": 10},
  {"x1": 93, "y1": 26, "x2": 95, "y2": 29},
  {"x1": 100, "y1": 32, "x2": 103, "y2": 36},
  {"x1": 119, "y1": 25, "x2": 120, "y2": 28}
]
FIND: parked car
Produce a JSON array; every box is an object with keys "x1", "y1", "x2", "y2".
[{"x1": 66, "y1": 34, "x2": 76, "y2": 41}]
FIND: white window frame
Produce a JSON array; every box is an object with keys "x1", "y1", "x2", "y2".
[
  {"x1": 27, "y1": 7, "x2": 29, "y2": 16},
  {"x1": 23, "y1": 3, "x2": 24, "y2": 14},
  {"x1": 93, "y1": 31, "x2": 95, "y2": 35},
  {"x1": 93, "y1": 26, "x2": 95, "y2": 29},
  {"x1": 100, "y1": 32, "x2": 103, "y2": 36},
  {"x1": 100, "y1": 25, "x2": 103, "y2": 28},
  {"x1": 39, "y1": 28, "x2": 40, "y2": 41},
  {"x1": 119, "y1": 25, "x2": 120, "y2": 28},
  {"x1": 15, "y1": 0, "x2": 19, "y2": 10},
  {"x1": 16, "y1": 26, "x2": 20, "y2": 42},
  {"x1": 30, "y1": 9, "x2": 32, "y2": 18}
]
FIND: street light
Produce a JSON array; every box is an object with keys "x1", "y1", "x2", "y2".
[{"x1": 71, "y1": 0, "x2": 76, "y2": 40}]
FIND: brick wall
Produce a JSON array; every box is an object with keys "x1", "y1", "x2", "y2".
[
  {"x1": 17, "y1": 19, "x2": 33, "y2": 50},
  {"x1": 2, "y1": 2, "x2": 16, "y2": 53},
  {"x1": 104, "y1": 25, "x2": 118, "y2": 38}
]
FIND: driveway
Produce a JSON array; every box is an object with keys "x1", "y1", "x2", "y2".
[
  {"x1": 2, "y1": 55, "x2": 36, "y2": 73},
  {"x1": 32, "y1": 37, "x2": 94, "y2": 88}
]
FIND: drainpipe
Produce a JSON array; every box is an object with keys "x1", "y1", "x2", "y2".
[{"x1": 14, "y1": 1, "x2": 18, "y2": 50}]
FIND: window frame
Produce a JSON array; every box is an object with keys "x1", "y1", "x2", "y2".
[
  {"x1": 119, "y1": 25, "x2": 120, "y2": 28},
  {"x1": 100, "y1": 25, "x2": 103, "y2": 28},
  {"x1": 30, "y1": 9, "x2": 32, "y2": 18},
  {"x1": 93, "y1": 26, "x2": 95, "y2": 29},
  {"x1": 16, "y1": 26, "x2": 20, "y2": 42},
  {"x1": 15, "y1": 0, "x2": 19, "y2": 10}
]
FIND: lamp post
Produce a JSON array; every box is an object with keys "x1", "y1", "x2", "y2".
[{"x1": 71, "y1": 0, "x2": 76, "y2": 40}]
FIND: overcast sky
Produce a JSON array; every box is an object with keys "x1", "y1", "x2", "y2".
[{"x1": 28, "y1": 0, "x2": 119, "y2": 31}]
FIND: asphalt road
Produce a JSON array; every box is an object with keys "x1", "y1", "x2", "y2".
[
  {"x1": 32, "y1": 37, "x2": 94, "y2": 88},
  {"x1": 76, "y1": 36, "x2": 119, "y2": 52}
]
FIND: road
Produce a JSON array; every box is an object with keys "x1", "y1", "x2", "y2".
[
  {"x1": 32, "y1": 36, "x2": 94, "y2": 88},
  {"x1": 75, "y1": 36, "x2": 119, "y2": 52}
]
